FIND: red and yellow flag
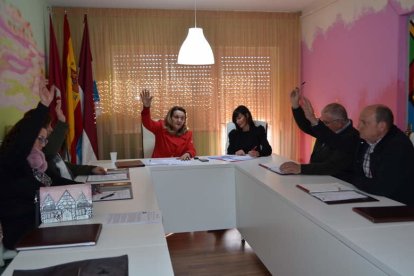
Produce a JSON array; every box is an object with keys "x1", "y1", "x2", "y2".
[{"x1": 63, "y1": 14, "x2": 83, "y2": 163}]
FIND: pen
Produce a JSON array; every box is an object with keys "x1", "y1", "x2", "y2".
[{"x1": 100, "y1": 192, "x2": 115, "y2": 200}]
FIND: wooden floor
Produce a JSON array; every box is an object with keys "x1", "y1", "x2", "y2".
[{"x1": 166, "y1": 229, "x2": 271, "y2": 276}]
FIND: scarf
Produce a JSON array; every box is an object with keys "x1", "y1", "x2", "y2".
[{"x1": 27, "y1": 148, "x2": 48, "y2": 172}]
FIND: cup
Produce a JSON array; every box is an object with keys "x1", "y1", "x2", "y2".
[{"x1": 110, "y1": 152, "x2": 117, "y2": 163}]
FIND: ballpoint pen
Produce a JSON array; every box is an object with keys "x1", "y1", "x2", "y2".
[{"x1": 100, "y1": 192, "x2": 115, "y2": 200}]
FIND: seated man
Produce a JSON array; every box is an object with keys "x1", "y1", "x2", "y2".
[
  {"x1": 280, "y1": 87, "x2": 360, "y2": 182},
  {"x1": 352, "y1": 104, "x2": 414, "y2": 205},
  {"x1": 44, "y1": 98, "x2": 105, "y2": 180}
]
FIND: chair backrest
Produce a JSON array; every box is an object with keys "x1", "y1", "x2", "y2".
[
  {"x1": 224, "y1": 120, "x2": 268, "y2": 154},
  {"x1": 142, "y1": 124, "x2": 155, "y2": 158},
  {"x1": 0, "y1": 222, "x2": 17, "y2": 267}
]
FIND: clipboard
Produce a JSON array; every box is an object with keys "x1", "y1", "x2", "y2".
[{"x1": 296, "y1": 184, "x2": 378, "y2": 205}]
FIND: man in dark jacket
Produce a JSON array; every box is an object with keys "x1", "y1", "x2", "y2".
[
  {"x1": 280, "y1": 87, "x2": 360, "y2": 182},
  {"x1": 352, "y1": 104, "x2": 414, "y2": 205}
]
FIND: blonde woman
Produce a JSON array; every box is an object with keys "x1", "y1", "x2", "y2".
[{"x1": 140, "y1": 89, "x2": 196, "y2": 160}]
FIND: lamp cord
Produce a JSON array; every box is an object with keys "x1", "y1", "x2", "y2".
[{"x1": 194, "y1": 0, "x2": 197, "y2": 27}]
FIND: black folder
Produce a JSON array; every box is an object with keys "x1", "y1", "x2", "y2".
[
  {"x1": 16, "y1": 223, "x2": 102, "y2": 251},
  {"x1": 353, "y1": 206, "x2": 414, "y2": 223}
]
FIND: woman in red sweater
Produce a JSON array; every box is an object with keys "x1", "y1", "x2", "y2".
[{"x1": 140, "y1": 89, "x2": 196, "y2": 160}]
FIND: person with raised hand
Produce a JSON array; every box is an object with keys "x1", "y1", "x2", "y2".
[
  {"x1": 280, "y1": 86, "x2": 359, "y2": 182},
  {"x1": 0, "y1": 78, "x2": 75, "y2": 249},
  {"x1": 140, "y1": 89, "x2": 196, "y2": 160}
]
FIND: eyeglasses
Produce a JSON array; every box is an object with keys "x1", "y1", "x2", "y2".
[
  {"x1": 321, "y1": 119, "x2": 341, "y2": 125},
  {"x1": 37, "y1": 136, "x2": 48, "y2": 145}
]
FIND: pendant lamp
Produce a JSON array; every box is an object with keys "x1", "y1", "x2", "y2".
[{"x1": 177, "y1": 1, "x2": 214, "y2": 65}]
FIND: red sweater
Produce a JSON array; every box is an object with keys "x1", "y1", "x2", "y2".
[{"x1": 141, "y1": 107, "x2": 196, "y2": 158}]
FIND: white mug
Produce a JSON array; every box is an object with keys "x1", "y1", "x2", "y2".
[{"x1": 110, "y1": 152, "x2": 117, "y2": 163}]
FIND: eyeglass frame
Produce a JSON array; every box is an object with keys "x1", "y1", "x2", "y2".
[
  {"x1": 320, "y1": 118, "x2": 342, "y2": 125},
  {"x1": 37, "y1": 136, "x2": 48, "y2": 145}
]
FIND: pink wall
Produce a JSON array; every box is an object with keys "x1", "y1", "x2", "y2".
[{"x1": 300, "y1": 1, "x2": 414, "y2": 162}]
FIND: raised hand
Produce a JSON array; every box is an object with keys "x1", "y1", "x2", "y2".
[
  {"x1": 140, "y1": 89, "x2": 153, "y2": 108},
  {"x1": 55, "y1": 98, "x2": 66, "y2": 122},
  {"x1": 302, "y1": 97, "x2": 318, "y2": 125},
  {"x1": 39, "y1": 77, "x2": 54, "y2": 107},
  {"x1": 290, "y1": 87, "x2": 301, "y2": 109}
]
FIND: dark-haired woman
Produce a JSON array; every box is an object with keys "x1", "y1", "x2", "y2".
[
  {"x1": 227, "y1": 105, "x2": 272, "y2": 157},
  {"x1": 0, "y1": 81, "x2": 75, "y2": 249},
  {"x1": 140, "y1": 89, "x2": 196, "y2": 160}
]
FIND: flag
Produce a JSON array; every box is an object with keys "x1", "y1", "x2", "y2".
[
  {"x1": 63, "y1": 14, "x2": 83, "y2": 164},
  {"x1": 408, "y1": 19, "x2": 414, "y2": 130},
  {"x1": 79, "y1": 14, "x2": 98, "y2": 164},
  {"x1": 47, "y1": 14, "x2": 65, "y2": 125}
]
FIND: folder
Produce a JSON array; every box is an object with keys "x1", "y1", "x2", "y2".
[
  {"x1": 16, "y1": 223, "x2": 102, "y2": 251},
  {"x1": 115, "y1": 160, "x2": 145, "y2": 168},
  {"x1": 296, "y1": 184, "x2": 378, "y2": 205},
  {"x1": 353, "y1": 206, "x2": 414, "y2": 223}
]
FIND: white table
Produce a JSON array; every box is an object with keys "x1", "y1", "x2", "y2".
[
  {"x1": 2, "y1": 165, "x2": 174, "y2": 275},
  {"x1": 4, "y1": 155, "x2": 414, "y2": 276}
]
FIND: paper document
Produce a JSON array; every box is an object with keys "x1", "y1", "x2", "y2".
[
  {"x1": 296, "y1": 183, "x2": 353, "y2": 193},
  {"x1": 312, "y1": 191, "x2": 367, "y2": 202},
  {"x1": 87, "y1": 173, "x2": 129, "y2": 182},
  {"x1": 143, "y1": 158, "x2": 194, "y2": 166},
  {"x1": 259, "y1": 160, "x2": 290, "y2": 175},
  {"x1": 106, "y1": 211, "x2": 162, "y2": 224},
  {"x1": 92, "y1": 182, "x2": 133, "y2": 201},
  {"x1": 208, "y1": 155, "x2": 256, "y2": 162}
]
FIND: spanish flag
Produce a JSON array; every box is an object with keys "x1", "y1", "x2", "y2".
[{"x1": 63, "y1": 14, "x2": 83, "y2": 163}]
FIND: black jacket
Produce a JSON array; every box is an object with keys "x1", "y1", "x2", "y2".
[
  {"x1": 0, "y1": 103, "x2": 75, "y2": 249},
  {"x1": 292, "y1": 106, "x2": 360, "y2": 182},
  {"x1": 227, "y1": 125, "x2": 272, "y2": 156},
  {"x1": 351, "y1": 125, "x2": 414, "y2": 205}
]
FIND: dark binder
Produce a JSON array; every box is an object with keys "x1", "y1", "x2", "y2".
[
  {"x1": 12, "y1": 255, "x2": 128, "y2": 276},
  {"x1": 353, "y1": 206, "x2": 414, "y2": 223},
  {"x1": 15, "y1": 223, "x2": 102, "y2": 251},
  {"x1": 115, "y1": 160, "x2": 145, "y2": 168}
]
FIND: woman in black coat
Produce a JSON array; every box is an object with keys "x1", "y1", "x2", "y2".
[
  {"x1": 0, "y1": 82, "x2": 74, "y2": 249},
  {"x1": 227, "y1": 105, "x2": 272, "y2": 157}
]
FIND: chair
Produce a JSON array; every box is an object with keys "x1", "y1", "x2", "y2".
[
  {"x1": 142, "y1": 124, "x2": 155, "y2": 158},
  {"x1": 0, "y1": 223, "x2": 17, "y2": 267},
  {"x1": 224, "y1": 120, "x2": 268, "y2": 154}
]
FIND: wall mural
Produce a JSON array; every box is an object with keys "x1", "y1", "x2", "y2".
[{"x1": 0, "y1": 0, "x2": 44, "y2": 111}]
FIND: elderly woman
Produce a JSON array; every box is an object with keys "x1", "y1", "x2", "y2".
[
  {"x1": 0, "y1": 80, "x2": 74, "y2": 249},
  {"x1": 140, "y1": 89, "x2": 196, "y2": 160},
  {"x1": 227, "y1": 105, "x2": 272, "y2": 157}
]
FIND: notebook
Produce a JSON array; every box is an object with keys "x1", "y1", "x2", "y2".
[
  {"x1": 39, "y1": 184, "x2": 93, "y2": 224},
  {"x1": 353, "y1": 206, "x2": 414, "y2": 223},
  {"x1": 115, "y1": 160, "x2": 145, "y2": 168},
  {"x1": 15, "y1": 223, "x2": 102, "y2": 251}
]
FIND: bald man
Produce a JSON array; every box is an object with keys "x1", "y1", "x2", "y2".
[
  {"x1": 352, "y1": 104, "x2": 414, "y2": 205},
  {"x1": 280, "y1": 87, "x2": 360, "y2": 182}
]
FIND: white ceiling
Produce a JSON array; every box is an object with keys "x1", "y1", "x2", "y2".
[{"x1": 48, "y1": 0, "x2": 322, "y2": 13}]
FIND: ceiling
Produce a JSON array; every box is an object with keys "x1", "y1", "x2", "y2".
[{"x1": 48, "y1": 0, "x2": 322, "y2": 13}]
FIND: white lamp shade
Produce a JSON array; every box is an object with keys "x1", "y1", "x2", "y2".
[{"x1": 177, "y1": 27, "x2": 214, "y2": 65}]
